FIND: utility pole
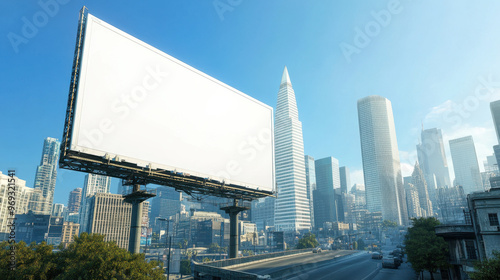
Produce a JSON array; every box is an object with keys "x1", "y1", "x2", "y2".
[{"x1": 158, "y1": 218, "x2": 171, "y2": 280}]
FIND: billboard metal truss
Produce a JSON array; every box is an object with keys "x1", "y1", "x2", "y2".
[{"x1": 59, "y1": 7, "x2": 273, "y2": 201}]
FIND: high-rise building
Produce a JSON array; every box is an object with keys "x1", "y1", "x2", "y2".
[
  {"x1": 404, "y1": 181, "x2": 421, "y2": 219},
  {"x1": 449, "y1": 136, "x2": 483, "y2": 194},
  {"x1": 339, "y1": 166, "x2": 350, "y2": 195},
  {"x1": 79, "y1": 174, "x2": 111, "y2": 233},
  {"x1": 51, "y1": 203, "x2": 65, "y2": 217},
  {"x1": 61, "y1": 221, "x2": 80, "y2": 246},
  {"x1": 86, "y1": 193, "x2": 149, "y2": 250},
  {"x1": 313, "y1": 157, "x2": 341, "y2": 229},
  {"x1": 304, "y1": 155, "x2": 316, "y2": 228},
  {"x1": 350, "y1": 184, "x2": 366, "y2": 210},
  {"x1": 251, "y1": 197, "x2": 275, "y2": 231},
  {"x1": 411, "y1": 162, "x2": 433, "y2": 217},
  {"x1": 357, "y1": 95, "x2": 407, "y2": 225},
  {"x1": 417, "y1": 128, "x2": 452, "y2": 206},
  {"x1": 33, "y1": 137, "x2": 60, "y2": 214},
  {"x1": 67, "y1": 188, "x2": 82, "y2": 214},
  {"x1": 151, "y1": 186, "x2": 182, "y2": 231},
  {"x1": 0, "y1": 171, "x2": 37, "y2": 239},
  {"x1": 484, "y1": 154, "x2": 499, "y2": 174},
  {"x1": 273, "y1": 67, "x2": 311, "y2": 232},
  {"x1": 490, "y1": 100, "x2": 500, "y2": 144}
]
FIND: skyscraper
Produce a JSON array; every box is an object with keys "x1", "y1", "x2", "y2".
[
  {"x1": 79, "y1": 174, "x2": 111, "y2": 233},
  {"x1": 357, "y1": 95, "x2": 407, "y2": 225},
  {"x1": 274, "y1": 67, "x2": 311, "y2": 232},
  {"x1": 416, "y1": 128, "x2": 451, "y2": 205},
  {"x1": 33, "y1": 137, "x2": 60, "y2": 214},
  {"x1": 490, "y1": 100, "x2": 500, "y2": 144},
  {"x1": 339, "y1": 166, "x2": 350, "y2": 195},
  {"x1": 304, "y1": 155, "x2": 316, "y2": 228},
  {"x1": 313, "y1": 157, "x2": 341, "y2": 229},
  {"x1": 411, "y1": 162, "x2": 433, "y2": 217},
  {"x1": 67, "y1": 188, "x2": 82, "y2": 214},
  {"x1": 449, "y1": 136, "x2": 483, "y2": 194}
]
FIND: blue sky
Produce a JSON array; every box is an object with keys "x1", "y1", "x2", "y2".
[{"x1": 2, "y1": 0, "x2": 500, "y2": 205}]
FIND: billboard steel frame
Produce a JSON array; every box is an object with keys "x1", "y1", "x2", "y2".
[{"x1": 59, "y1": 7, "x2": 273, "y2": 201}]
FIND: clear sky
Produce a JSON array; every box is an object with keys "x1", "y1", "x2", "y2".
[{"x1": 2, "y1": 0, "x2": 500, "y2": 205}]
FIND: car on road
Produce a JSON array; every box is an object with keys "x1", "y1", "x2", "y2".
[
  {"x1": 371, "y1": 252, "x2": 383, "y2": 259},
  {"x1": 312, "y1": 247, "x2": 322, "y2": 253},
  {"x1": 382, "y1": 257, "x2": 398, "y2": 269}
]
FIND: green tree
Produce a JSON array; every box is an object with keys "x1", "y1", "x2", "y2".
[
  {"x1": 207, "y1": 243, "x2": 221, "y2": 253},
  {"x1": 382, "y1": 220, "x2": 398, "y2": 229},
  {"x1": 404, "y1": 217, "x2": 448, "y2": 280},
  {"x1": 357, "y1": 239, "x2": 366, "y2": 250},
  {"x1": 180, "y1": 259, "x2": 191, "y2": 276},
  {"x1": 469, "y1": 251, "x2": 500, "y2": 280},
  {"x1": 296, "y1": 233, "x2": 319, "y2": 249},
  {"x1": 0, "y1": 233, "x2": 165, "y2": 280}
]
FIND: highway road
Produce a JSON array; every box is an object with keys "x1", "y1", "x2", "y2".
[{"x1": 232, "y1": 246, "x2": 417, "y2": 280}]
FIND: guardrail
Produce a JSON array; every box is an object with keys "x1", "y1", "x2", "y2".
[
  {"x1": 204, "y1": 248, "x2": 311, "y2": 268},
  {"x1": 193, "y1": 249, "x2": 312, "y2": 279}
]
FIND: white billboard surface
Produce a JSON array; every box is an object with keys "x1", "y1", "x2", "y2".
[{"x1": 71, "y1": 14, "x2": 274, "y2": 192}]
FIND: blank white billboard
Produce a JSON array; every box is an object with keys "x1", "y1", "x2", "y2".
[{"x1": 71, "y1": 13, "x2": 274, "y2": 192}]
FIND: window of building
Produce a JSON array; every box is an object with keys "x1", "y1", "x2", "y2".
[
  {"x1": 489, "y1": 213, "x2": 499, "y2": 226},
  {"x1": 465, "y1": 240, "x2": 477, "y2": 260}
]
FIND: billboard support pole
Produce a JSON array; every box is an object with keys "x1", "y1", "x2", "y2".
[
  {"x1": 124, "y1": 181, "x2": 156, "y2": 254},
  {"x1": 221, "y1": 199, "x2": 250, "y2": 258}
]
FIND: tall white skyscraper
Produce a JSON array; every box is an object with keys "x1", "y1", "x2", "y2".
[
  {"x1": 79, "y1": 173, "x2": 111, "y2": 233},
  {"x1": 357, "y1": 95, "x2": 408, "y2": 225},
  {"x1": 274, "y1": 67, "x2": 311, "y2": 232},
  {"x1": 449, "y1": 136, "x2": 483, "y2": 194},
  {"x1": 33, "y1": 137, "x2": 60, "y2": 214}
]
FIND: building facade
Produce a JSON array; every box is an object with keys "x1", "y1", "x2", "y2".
[
  {"x1": 0, "y1": 172, "x2": 36, "y2": 240},
  {"x1": 417, "y1": 128, "x2": 451, "y2": 207},
  {"x1": 449, "y1": 136, "x2": 483, "y2": 194},
  {"x1": 357, "y1": 95, "x2": 407, "y2": 225},
  {"x1": 79, "y1": 174, "x2": 111, "y2": 233},
  {"x1": 87, "y1": 193, "x2": 149, "y2": 250},
  {"x1": 274, "y1": 67, "x2": 311, "y2": 231},
  {"x1": 251, "y1": 197, "x2": 275, "y2": 231},
  {"x1": 67, "y1": 188, "x2": 82, "y2": 214},
  {"x1": 490, "y1": 100, "x2": 500, "y2": 144},
  {"x1": 313, "y1": 157, "x2": 341, "y2": 229},
  {"x1": 411, "y1": 162, "x2": 433, "y2": 217},
  {"x1": 339, "y1": 166, "x2": 350, "y2": 195},
  {"x1": 33, "y1": 137, "x2": 60, "y2": 214},
  {"x1": 304, "y1": 155, "x2": 316, "y2": 228}
]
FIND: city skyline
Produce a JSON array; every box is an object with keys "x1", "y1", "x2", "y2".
[{"x1": 3, "y1": 1, "x2": 500, "y2": 205}]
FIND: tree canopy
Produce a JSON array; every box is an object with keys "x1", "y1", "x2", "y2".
[
  {"x1": 0, "y1": 233, "x2": 165, "y2": 280},
  {"x1": 404, "y1": 217, "x2": 449, "y2": 280},
  {"x1": 382, "y1": 219, "x2": 398, "y2": 229},
  {"x1": 470, "y1": 251, "x2": 500, "y2": 280},
  {"x1": 296, "y1": 233, "x2": 319, "y2": 249}
]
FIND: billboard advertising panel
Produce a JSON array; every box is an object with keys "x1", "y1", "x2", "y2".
[{"x1": 67, "y1": 13, "x2": 274, "y2": 193}]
